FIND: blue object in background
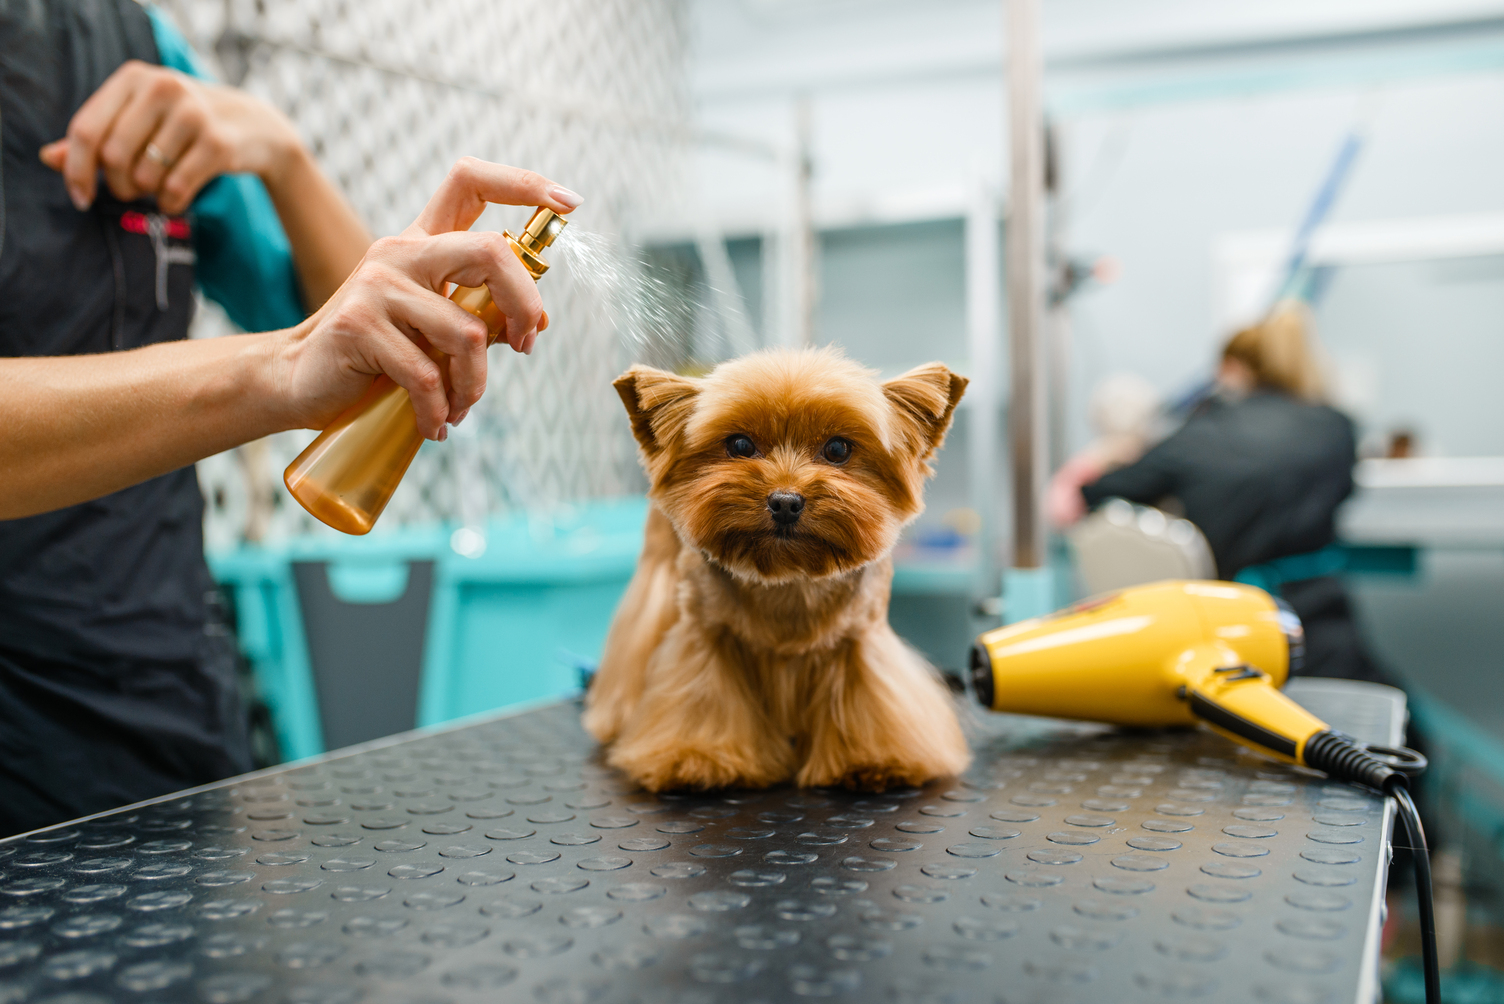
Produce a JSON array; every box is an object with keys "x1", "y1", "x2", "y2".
[
  {"x1": 1234, "y1": 544, "x2": 1348, "y2": 594},
  {"x1": 1003, "y1": 565, "x2": 1059, "y2": 624},
  {"x1": 212, "y1": 545, "x2": 322, "y2": 760},
  {"x1": 418, "y1": 500, "x2": 648, "y2": 729}
]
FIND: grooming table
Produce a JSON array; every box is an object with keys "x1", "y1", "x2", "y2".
[{"x1": 0, "y1": 678, "x2": 1402, "y2": 1004}]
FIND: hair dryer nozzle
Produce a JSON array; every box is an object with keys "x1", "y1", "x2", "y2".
[{"x1": 969, "y1": 643, "x2": 994, "y2": 707}]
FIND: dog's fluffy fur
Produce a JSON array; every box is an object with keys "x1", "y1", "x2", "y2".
[{"x1": 583, "y1": 347, "x2": 972, "y2": 792}]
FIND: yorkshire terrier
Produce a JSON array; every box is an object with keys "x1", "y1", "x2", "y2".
[{"x1": 583, "y1": 347, "x2": 972, "y2": 792}]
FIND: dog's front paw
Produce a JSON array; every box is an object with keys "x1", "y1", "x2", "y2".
[
  {"x1": 608, "y1": 742, "x2": 787, "y2": 793},
  {"x1": 580, "y1": 701, "x2": 624, "y2": 745}
]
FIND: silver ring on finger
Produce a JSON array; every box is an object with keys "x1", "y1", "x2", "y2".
[{"x1": 144, "y1": 143, "x2": 174, "y2": 169}]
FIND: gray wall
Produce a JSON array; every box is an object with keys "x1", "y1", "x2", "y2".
[
  {"x1": 1316, "y1": 256, "x2": 1504, "y2": 456},
  {"x1": 817, "y1": 219, "x2": 970, "y2": 376}
]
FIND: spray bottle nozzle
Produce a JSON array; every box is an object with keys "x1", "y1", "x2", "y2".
[
  {"x1": 520, "y1": 207, "x2": 568, "y2": 252},
  {"x1": 506, "y1": 207, "x2": 569, "y2": 280}
]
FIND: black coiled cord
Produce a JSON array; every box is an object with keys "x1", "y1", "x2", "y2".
[
  {"x1": 1304, "y1": 730, "x2": 1438, "y2": 1004},
  {"x1": 1302, "y1": 730, "x2": 1403, "y2": 789}
]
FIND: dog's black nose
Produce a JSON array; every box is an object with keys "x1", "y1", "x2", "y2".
[{"x1": 767, "y1": 491, "x2": 805, "y2": 526}]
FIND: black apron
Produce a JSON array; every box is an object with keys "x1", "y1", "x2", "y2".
[{"x1": 0, "y1": 0, "x2": 251, "y2": 836}]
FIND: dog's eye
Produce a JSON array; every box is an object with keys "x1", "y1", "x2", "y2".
[
  {"x1": 726, "y1": 435, "x2": 757, "y2": 459},
  {"x1": 822, "y1": 437, "x2": 852, "y2": 465}
]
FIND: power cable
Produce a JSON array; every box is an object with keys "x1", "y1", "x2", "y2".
[
  {"x1": 1392, "y1": 785, "x2": 1439, "y2": 1004},
  {"x1": 1302, "y1": 735, "x2": 1437, "y2": 1004}
]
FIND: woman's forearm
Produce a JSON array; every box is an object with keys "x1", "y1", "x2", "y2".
[
  {"x1": 0, "y1": 333, "x2": 293, "y2": 519},
  {"x1": 262, "y1": 145, "x2": 373, "y2": 309}
]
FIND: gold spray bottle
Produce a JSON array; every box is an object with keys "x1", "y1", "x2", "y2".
[{"x1": 284, "y1": 207, "x2": 568, "y2": 535}]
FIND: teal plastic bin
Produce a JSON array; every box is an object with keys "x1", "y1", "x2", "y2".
[{"x1": 209, "y1": 497, "x2": 648, "y2": 761}]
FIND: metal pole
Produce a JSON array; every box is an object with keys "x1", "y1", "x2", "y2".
[
  {"x1": 776, "y1": 95, "x2": 817, "y2": 350},
  {"x1": 794, "y1": 94, "x2": 817, "y2": 346},
  {"x1": 1047, "y1": 305, "x2": 1072, "y2": 471},
  {"x1": 1045, "y1": 125, "x2": 1072, "y2": 473},
  {"x1": 965, "y1": 172, "x2": 1002, "y2": 597},
  {"x1": 1006, "y1": 0, "x2": 1047, "y2": 572}
]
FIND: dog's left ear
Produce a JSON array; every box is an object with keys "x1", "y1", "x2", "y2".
[
  {"x1": 883, "y1": 363, "x2": 968, "y2": 460},
  {"x1": 614, "y1": 365, "x2": 702, "y2": 461}
]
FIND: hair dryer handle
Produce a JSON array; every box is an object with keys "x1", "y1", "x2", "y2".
[{"x1": 1185, "y1": 665, "x2": 1329, "y2": 764}]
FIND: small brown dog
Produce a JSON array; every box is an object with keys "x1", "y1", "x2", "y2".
[{"x1": 583, "y1": 347, "x2": 972, "y2": 792}]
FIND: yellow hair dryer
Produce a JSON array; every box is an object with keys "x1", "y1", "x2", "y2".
[
  {"x1": 969, "y1": 580, "x2": 1422, "y2": 787},
  {"x1": 970, "y1": 579, "x2": 1439, "y2": 1004}
]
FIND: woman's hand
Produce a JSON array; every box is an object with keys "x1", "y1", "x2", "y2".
[
  {"x1": 270, "y1": 158, "x2": 583, "y2": 441},
  {"x1": 42, "y1": 58, "x2": 378, "y2": 308},
  {"x1": 39, "y1": 60, "x2": 302, "y2": 214}
]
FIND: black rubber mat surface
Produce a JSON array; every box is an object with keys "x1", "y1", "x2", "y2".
[{"x1": 0, "y1": 679, "x2": 1402, "y2": 1004}]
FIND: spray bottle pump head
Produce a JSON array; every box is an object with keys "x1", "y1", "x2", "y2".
[
  {"x1": 506, "y1": 207, "x2": 569, "y2": 280},
  {"x1": 520, "y1": 207, "x2": 567, "y2": 252}
]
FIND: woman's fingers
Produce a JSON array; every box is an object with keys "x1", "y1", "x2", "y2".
[
  {"x1": 38, "y1": 140, "x2": 67, "y2": 171},
  {"x1": 518, "y1": 310, "x2": 551, "y2": 355},
  {"x1": 48, "y1": 62, "x2": 241, "y2": 214},
  {"x1": 410, "y1": 230, "x2": 546, "y2": 354},
  {"x1": 130, "y1": 102, "x2": 203, "y2": 197},
  {"x1": 50, "y1": 61, "x2": 223, "y2": 211},
  {"x1": 286, "y1": 160, "x2": 569, "y2": 436},
  {"x1": 157, "y1": 133, "x2": 224, "y2": 215},
  {"x1": 386, "y1": 285, "x2": 492, "y2": 420},
  {"x1": 60, "y1": 61, "x2": 144, "y2": 209},
  {"x1": 335, "y1": 235, "x2": 504, "y2": 431},
  {"x1": 97, "y1": 81, "x2": 173, "y2": 201},
  {"x1": 363, "y1": 317, "x2": 453, "y2": 440},
  {"x1": 408, "y1": 157, "x2": 582, "y2": 236},
  {"x1": 402, "y1": 158, "x2": 576, "y2": 355}
]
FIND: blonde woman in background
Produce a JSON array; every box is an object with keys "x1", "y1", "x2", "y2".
[
  {"x1": 1218, "y1": 300, "x2": 1330, "y2": 404},
  {"x1": 1080, "y1": 301, "x2": 1383, "y2": 682}
]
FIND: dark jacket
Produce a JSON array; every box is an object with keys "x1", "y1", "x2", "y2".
[
  {"x1": 0, "y1": 0, "x2": 251, "y2": 836},
  {"x1": 1082, "y1": 390, "x2": 1356, "y2": 579},
  {"x1": 1082, "y1": 388, "x2": 1382, "y2": 683}
]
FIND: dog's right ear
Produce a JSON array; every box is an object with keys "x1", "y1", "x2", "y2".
[
  {"x1": 614, "y1": 366, "x2": 701, "y2": 459},
  {"x1": 882, "y1": 363, "x2": 968, "y2": 462}
]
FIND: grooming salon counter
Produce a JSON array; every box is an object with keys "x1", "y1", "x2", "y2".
[{"x1": 0, "y1": 678, "x2": 1401, "y2": 1004}]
